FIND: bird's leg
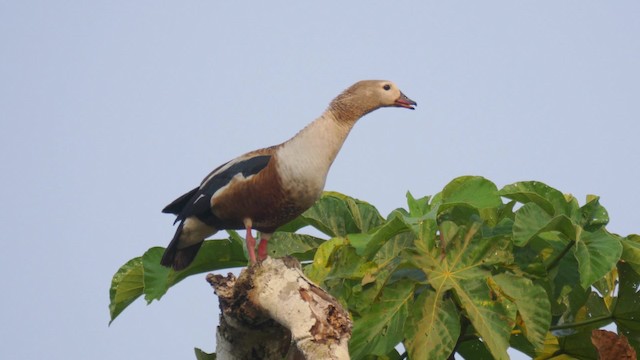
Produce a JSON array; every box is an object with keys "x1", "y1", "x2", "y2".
[
  {"x1": 257, "y1": 233, "x2": 271, "y2": 261},
  {"x1": 244, "y1": 218, "x2": 257, "y2": 264}
]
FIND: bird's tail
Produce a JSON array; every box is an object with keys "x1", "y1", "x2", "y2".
[{"x1": 160, "y1": 221, "x2": 204, "y2": 271}]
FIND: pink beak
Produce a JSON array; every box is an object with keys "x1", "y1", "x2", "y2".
[{"x1": 394, "y1": 92, "x2": 417, "y2": 110}]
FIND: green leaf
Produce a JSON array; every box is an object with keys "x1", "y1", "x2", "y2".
[
  {"x1": 512, "y1": 202, "x2": 575, "y2": 246},
  {"x1": 499, "y1": 181, "x2": 570, "y2": 216},
  {"x1": 410, "y1": 220, "x2": 515, "y2": 359},
  {"x1": 350, "y1": 232, "x2": 416, "y2": 313},
  {"x1": 141, "y1": 247, "x2": 172, "y2": 302},
  {"x1": 108, "y1": 178, "x2": 638, "y2": 359},
  {"x1": 455, "y1": 279, "x2": 517, "y2": 360},
  {"x1": 349, "y1": 279, "x2": 414, "y2": 359},
  {"x1": 573, "y1": 228, "x2": 622, "y2": 288},
  {"x1": 267, "y1": 232, "x2": 325, "y2": 261},
  {"x1": 304, "y1": 237, "x2": 348, "y2": 284},
  {"x1": 579, "y1": 195, "x2": 609, "y2": 231},
  {"x1": 400, "y1": 190, "x2": 440, "y2": 243},
  {"x1": 406, "y1": 191, "x2": 434, "y2": 216},
  {"x1": 350, "y1": 215, "x2": 411, "y2": 259},
  {"x1": 613, "y1": 262, "x2": 640, "y2": 351},
  {"x1": 537, "y1": 331, "x2": 599, "y2": 359},
  {"x1": 110, "y1": 238, "x2": 246, "y2": 322},
  {"x1": 621, "y1": 235, "x2": 640, "y2": 275},
  {"x1": 547, "y1": 241, "x2": 589, "y2": 317},
  {"x1": 393, "y1": 195, "x2": 439, "y2": 250},
  {"x1": 455, "y1": 338, "x2": 495, "y2": 359},
  {"x1": 508, "y1": 333, "x2": 537, "y2": 358},
  {"x1": 194, "y1": 348, "x2": 216, "y2": 360},
  {"x1": 441, "y1": 176, "x2": 502, "y2": 210},
  {"x1": 404, "y1": 290, "x2": 460, "y2": 360},
  {"x1": 109, "y1": 256, "x2": 144, "y2": 324},
  {"x1": 512, "y1": 203, "x2": 552, "y2": 246},
  {"x1": 413, "y1": 221, "x2": 512, "y2": 285},
  {"x1": 281, "y1": 191, "x2": 384, "y2": 237},
  {"x1": 561, "y1": 291, "x2": 613, "y2": 331},
  {"x1": 143, "y1": 239, "x2": 247, "y2": 302},
  {"x1": 492, "y1": 273, "x2": 550, "y2": 350},
  {"x1": 557, "y1": 331, "x2": 600, "y2": 359}
]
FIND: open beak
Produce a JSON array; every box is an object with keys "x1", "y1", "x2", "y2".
[{"x1": 394, "y1": 92, "x2": 417, "y2": 110}]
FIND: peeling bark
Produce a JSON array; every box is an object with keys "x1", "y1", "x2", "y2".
[{"x1": 207, "y1": 257, "x2": 352, "y2": 360}]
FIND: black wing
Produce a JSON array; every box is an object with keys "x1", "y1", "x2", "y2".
[
  {"x1": 162, "y1": 187, "x2": 198, "y2": 215},
  {"x1": 163, "y1": 155, "x2": 272, "y2": 225}
]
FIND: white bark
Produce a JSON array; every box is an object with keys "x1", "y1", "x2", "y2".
[{"x1": 207, "y1": 257, "x2": 352, "y2": 360}]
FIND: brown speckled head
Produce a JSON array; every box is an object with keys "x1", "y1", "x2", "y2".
[{"x1": 329, "y1": 80, "x2": 416, "y2": 123}]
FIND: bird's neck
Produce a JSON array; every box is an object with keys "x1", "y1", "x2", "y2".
[
  {"x1": 275, "y1": 110, "x2": 358, "y2": 196},
  {"x1": 284, "y1": 110, "x2": 355, "y2": 166}
]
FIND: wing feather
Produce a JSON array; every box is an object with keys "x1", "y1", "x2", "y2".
[{"x1": 163, "y1": 154, "x2": 272, "y2": 226}]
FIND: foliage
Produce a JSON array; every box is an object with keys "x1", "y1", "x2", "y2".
[{"x1": 109, "y1": 177, "x2": 640, "y2": 359}]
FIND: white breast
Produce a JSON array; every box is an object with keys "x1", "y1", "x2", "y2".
[{"x1": 276, "y1": 113, "x2": 353, "y2": 201}]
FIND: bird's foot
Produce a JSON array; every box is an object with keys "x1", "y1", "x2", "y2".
[
  {"x1": 257, "y1": 233, "x2": 271, "y2": 261},
  {"x1": 257, "y1": 240, "x2": 268, "y2": 261}
]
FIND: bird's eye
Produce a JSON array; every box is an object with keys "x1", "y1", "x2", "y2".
[{"x1": 383, "y1": 84, "x2": 391, "y2": 91}]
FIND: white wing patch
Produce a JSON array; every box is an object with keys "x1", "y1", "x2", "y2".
[{"x1": 193, "y1": 193, "x2": 207, "y2": 204}]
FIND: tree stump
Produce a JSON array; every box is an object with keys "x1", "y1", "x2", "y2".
[{"x1": 207, "y1": 257, "x2": 352, "y2": 360}]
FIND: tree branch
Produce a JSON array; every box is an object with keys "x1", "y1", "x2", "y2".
[{"x1": 207, "y1": 257, "x2": 352, "y2": 360}]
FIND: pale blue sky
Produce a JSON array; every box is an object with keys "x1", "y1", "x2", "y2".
[{"x1": 1, "y1": 1, "x2": 638, "y2": 359}]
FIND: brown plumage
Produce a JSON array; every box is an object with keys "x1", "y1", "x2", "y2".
[{"x1": 161, "y1": 80, "x2": 416, "y2": 270}]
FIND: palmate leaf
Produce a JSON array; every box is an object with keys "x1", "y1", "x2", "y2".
[
  {"x1": 508, "y1": 187, "x2": 622, "y2": 289},
  {"x1": 305, "y1": 230, "x2": 416, "y2": 316},
  {"x1": 303, "y1": 194, "x2": 421, "y2": 313},
  {"x1": 500, "y1": 181, "x2": 577, "y2": 218},
  {"x1": 404, "y1": 290, "x2": 460, "y2": 359},
  {"x1": 441, "y1": 176, "x2": 502, "y2": 210},
  {"x1": 349, "y1": 279, "x2": 415, "y2": 359},
  {"x1": 404, "y1": 177, "x2": 521, "y2": 359},
  {"x1": 492, "y1": 273, "x2": 551, "y2": 350},
  {"x1": 350, "y1": 232, "x2": 417, "y2": 314},
  {"x1": 511, "y1": 202, "x2": 575, "y2": 246},
  {"x1": 266, "y1": 232, "x2": 325, "y2": 261},
  {"x1": 107, "y1": 179, "x2": 638, "y2": 360},
  {"x1": 573, "y1": 228, "x2": 622, "y2": 288},
  {"x1": 547, "y1": 239, "x2": 590, "y2": 317},
  {"x1": 410, "y1": 219, "x2": 516, "y2": 359},
  {"x1": 393, "y1": 192, "x2": 439, "y2": 250},
  {"x1": 613, "y1": 262, "x2": 640, "y2": 351},
  {"x1": 456, "y1": 338, "x2": 495, "y2": 359},
  {"x1": 304, "y1": 237, "x2": 347, "y2": 284},
  {"x1": 109, "y1": 256, "x2": 144, "y2": 324},
  {"x1": 579, "y1": 195, "x2": 610, "y2": 231},
  {"x1": 536, "y1": 331, "x2": 599, "y2": 359},
  {"x1": 455, "y1": 279, "x2": 517, "y2": 360},
  {"x1": 109, "y1": 237, "x2": 247, "y2": 322},
  {"x1": 620, "y1": 235, "x2": 640, "y2": 275},
  {"x1": 278, "y1": 191, "x2": 385, "y2": 237},
  {"x1": 559, "y1": 291, "x2": 614, "y2": 332},
  {"x1": 349, "y1": 214, "x2": 412, "y2": 259},
  {"x1": 143, "y1": 237, "x2": 247, "y2": 302}
]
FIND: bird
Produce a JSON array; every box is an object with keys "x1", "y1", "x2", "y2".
[{"x1": 161, "y1": 80, "x2": 416, "y2": 270}]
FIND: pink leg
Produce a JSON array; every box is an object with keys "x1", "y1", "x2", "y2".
[
  {"x1": 257, "y1": 233, "x2": 271, "y2": 261},
  {"x1": 244, "y1": 219, "x2": 257, "y2": 264}
]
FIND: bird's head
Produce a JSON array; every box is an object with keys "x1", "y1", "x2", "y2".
[
  {"x1": 331, "y1": 80, "x2": 417, "y2": 120},
  {"x1": 374, "y1": 80, "x2": 417, "y2": 110}
]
